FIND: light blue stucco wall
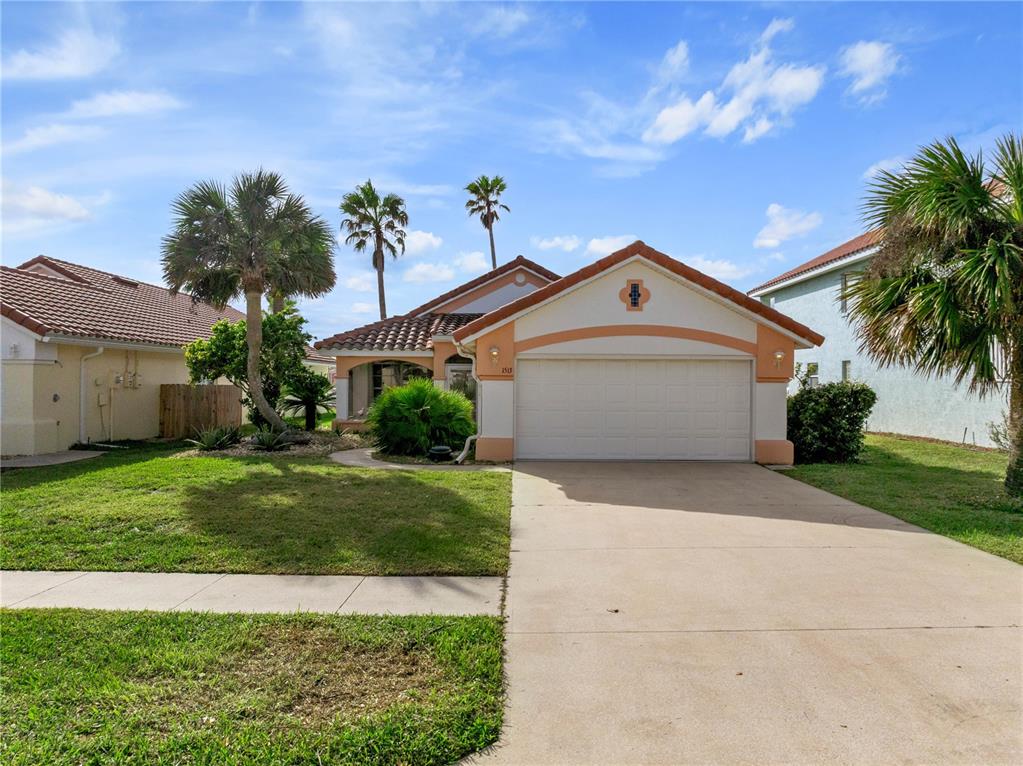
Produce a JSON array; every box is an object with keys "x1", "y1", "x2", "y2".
[{"x1": 762, "y1": 264, "x2": 1007, "y2": 448}]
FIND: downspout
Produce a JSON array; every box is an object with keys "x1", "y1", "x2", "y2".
[
  {"x1": 453, "y1": 338, "x2": 479, "y2": 464},
  {"x1": 79, "y1": 347, "x2": 104, "y2": 444}
]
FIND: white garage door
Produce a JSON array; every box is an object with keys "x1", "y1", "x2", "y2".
[{"x1": 515, "y1": 359, "x2": 751, "y2": 460}]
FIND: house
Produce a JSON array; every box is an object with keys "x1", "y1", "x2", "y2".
[
  {"x1": 748, "y1": 232, "x2": 1007, "y2": 447},
  {"x1": 315, "y1": 242, "x2": 823, "y2": 463},
  {"x1": 0, "y1": 255, "x2": 320, "y2": 456}
]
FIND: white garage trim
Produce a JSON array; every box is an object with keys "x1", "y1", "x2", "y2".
[{"x1": 515, "y1": 358, "x2": 754, "y2": 461}]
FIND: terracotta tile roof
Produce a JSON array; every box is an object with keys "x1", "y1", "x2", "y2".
[
  {"x1": 315, "y1": 313, "x2": 484, "y2": 351},
  {"x1": 453, "y1": 240, "x2": 825, "y2": 347},
  {"x1": 1, "y1": 255, "x2": 246, "y2": 347},
  {"x1": 748, "y1": 230, "x2": 881, "y2": 295},
  {"x1": 404, "y1": 255, "x2": 560, "y2": 317}
]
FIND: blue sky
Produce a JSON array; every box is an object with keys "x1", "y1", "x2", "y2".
[{"x1": 3, "y1": 1, "x2": 1020, "y2": 341}]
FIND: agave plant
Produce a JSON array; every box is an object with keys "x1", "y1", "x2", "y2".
[
  {"x1": 249, "y1": 426, "x2": 292, "y2": 452},
  {"x1": 186, "y1": 425, "x2": 241, "y2": 451}
]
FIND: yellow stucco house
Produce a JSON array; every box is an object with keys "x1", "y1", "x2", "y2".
[{"x1": 0, "y1": 255, "x2": 332, "y2": 457}]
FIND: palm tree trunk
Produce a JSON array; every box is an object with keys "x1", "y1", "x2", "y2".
[
  {"x1": 305, "y1": 403, "x2": 316, "y2": 431},
  {"x1": 1006, "y1": 341, "x2": 1023, "y2": 496},
  {"x1": 271, "y1": 291, "x2": 285, "y2": 313},
  {"x1": 487, "y1": 223, "x2": 497, "y2": 270},
  {"x1": 245, "y1": 289, "x2": 287, "y2": 431},
  {"x1": 376, "y1": 263, "x2": 387, "y2": 320}
]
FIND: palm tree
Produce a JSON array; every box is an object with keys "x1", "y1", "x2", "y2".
[
  {"x1": 339, "y1": 180, "x2": 407, "y2": 320},
  {"x1": 281, "y1": 367, "x2": 334, "y2": 431},
  {"x1": 845, "y1": 134, "x2": 1022, "y2": 495},
  {"x1": 162, "y1": 170, "x2": 335, "y2": 430},
  {"x1": 465, "y1": 175, "x2": 509, "y2": 270}
]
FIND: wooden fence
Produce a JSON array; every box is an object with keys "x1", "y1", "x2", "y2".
[{"x1": 159, "y1": 384, "x2": 243, "y2": 438}]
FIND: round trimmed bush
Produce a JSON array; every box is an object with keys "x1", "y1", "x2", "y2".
[
  {"x1": 787, "y1": 381, "x2": 877, "y2": 464},
  {"x1": 367, "y1": 378, "x2": 476, "y2": 456}
]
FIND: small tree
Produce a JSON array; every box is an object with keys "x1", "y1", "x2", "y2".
[
  {"x1": 185, "y1": 304, "x2": 311, "y2": 426},
  {"x1": 281, "y1": 367, "x2": 334, "y2": 431}
]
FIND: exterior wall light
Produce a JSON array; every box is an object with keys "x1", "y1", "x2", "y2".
[
  {"x1": 489, "y1": 346, "x2": 500, "y2": 363},
  {"x1": 773, "y1": 349, "x2": 786, "y2": 368}
]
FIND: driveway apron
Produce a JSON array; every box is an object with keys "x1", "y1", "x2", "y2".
[{"x1": 474, "y1": 461, "x2": 1022, "y2": 765}]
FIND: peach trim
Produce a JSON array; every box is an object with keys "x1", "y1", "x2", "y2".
[
  {"x1": 333, "y1": 419, "x2": 370, "y2": 433},
  {"x1": 336, "y1": 355, "x2": 433, "y2": 378},
  {"x1": 618, "y1": 279, "x2": 650, "y2": 312},
  {"x1": 755, "y1": 439, "x2": 793, "y2": 465},
  {"x1": 755, "y1": 324, "x2": 795, "y2": 382},
  {"x1": 514, "y1": 325, "x2": 757, "y2": 355},
  {"x1": 475, "y1": 437, "x2": 514, "y2": 462},
  {"x1": 433, "y1": 269, "x2": 549, "y2": 313},
  {"x1": 476, "y1": 322, "x2": 516, "y2": 380},
  {"x1": 431, "y1": 340, "x2": 458, "y2": 380}
]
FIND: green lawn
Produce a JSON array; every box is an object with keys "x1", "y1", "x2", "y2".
[
  {"x1": 1, "y1": 443, "x2": 510, "y2": 575},
  {"x1": 787, "y1": 434, "x2": 1023, "y2": 563},
  {"x1": 0, "y1": 609, "x2": 503, "y2": 766}
]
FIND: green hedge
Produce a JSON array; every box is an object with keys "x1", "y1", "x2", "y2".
[
  {"x1": 367, "y1": 378, "x2": 476, "y2": 456},
  {"x1": 787, "y1": 381, "x2": 877, "y2": 463}
]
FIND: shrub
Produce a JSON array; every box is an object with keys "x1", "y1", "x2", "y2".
[
  {"x1": 787, "y1": 381, "x2": 877, "y2": 463},
  {"x1": 186, "y1": 425, "x2": 241, "y2": 451},
  {"x1": 250, "y1": 426, "x2": 291, "y2": 452},
  {"x1": 367, "y1": 378, "x2": 475, "y2": 456}
]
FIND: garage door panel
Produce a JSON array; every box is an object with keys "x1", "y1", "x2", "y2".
[{"x1": 515, "y1": 359, "x2": 751, "y2": 460}]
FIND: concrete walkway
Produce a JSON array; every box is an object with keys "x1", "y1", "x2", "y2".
[
  {"x1": 471, "y1": 461, "x2": 1022, "y2": 765},
  {"x1": 1, "y1": 450, "x2": 105, "y2": 469},
  {"x1": 1, "y1": 570, "x2": 502, "y2": 615},
  {"x1": 331, "y1": 447, "x2": 509, "y2": 471}
]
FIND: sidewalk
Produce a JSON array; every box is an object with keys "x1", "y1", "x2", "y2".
[{"x1": 0, "y1": 570, "x2": 502, "y2": 616}]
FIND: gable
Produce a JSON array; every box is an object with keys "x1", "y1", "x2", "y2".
[
  {"x1": 430, "y1": 266, "x2": 551, "y2": 315},
  {"x1": 514, "y1": 259, "x2": 756, "y2": 344}
]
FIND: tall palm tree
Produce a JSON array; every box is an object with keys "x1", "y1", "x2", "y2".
[
  {"x1": 340, "y1": 180, "x2": 408, "y2": 320},
  {"x1": 465, "y1": 175, "x2": 509, "y2": 270},
  {"x1": 845, "y1": 134, "x2": 1022, "y2": 495},
  {"x1": 162, "y1": 170, "x2": 335, "y2": 430}
]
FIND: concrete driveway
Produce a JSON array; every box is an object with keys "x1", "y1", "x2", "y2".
[{"x1": 474, "y1": 462, "x2": 1022, "y2": 765}]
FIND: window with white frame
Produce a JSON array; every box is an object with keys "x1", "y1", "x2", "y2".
[{"x1": 841, "y1": 360, "x2": 851, "y2": 381}]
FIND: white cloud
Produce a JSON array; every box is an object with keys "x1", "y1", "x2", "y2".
[
  {"x1": 404, "y1": 230, "x2": 443, "y2": 256},
  {"x1": 863, "y1": 155, "x2": 905, "y2": 179},
  {"x1": 2, "y1": 182, "x2": 94, "y2": 235},
  {"x1": 685, "y1": 255, "x2": 756, "y2": 282},
  {"x1": 403, "y1": 262, "x2": 454, "y2": 283},
  {"x1": 586, "y1": 234, "x2": 637, "y2": 257},
  {"x1": 753, "y1": 203, "x2": 822, "y2": 249},
  {"x1": 653, "y1": 40, "x2": 689, "y2": 89},
  {"x1": 531, "y1": 235, "x2": 581, "y2": 252},
  {"x1": 643, "y1": 91, "x2": 716, "y2": 144},
  {"x1": 4, "y1": 123, "x2": 106, "y2": 155},
  {"x1": 67, "y1": 90, "x2": 184, "y2": 119},
  {"x1": 473, "y1": 6, "x2": 532, "y2": 38},
  {"x1": 645, "y1": 19, "x2": 824, "y2": 146},
  {"x1": 2, "y1": 28, "x2": 120, "y2": 79},
  {"x1": 839, "y1": 41, "x2": 900, "y2": 103},
  {"x1": 764, "y1": 252, "x2": 786, "y2": 263},
  {"x1": 343, "y1": 272, "x2": 375, "y2": 292},
  {"x1": 454, "y1": 251, "x2": 489, "y2": 274},
  {"x1": 351, "y1": 302, "x2": 374, "y2": 314}
]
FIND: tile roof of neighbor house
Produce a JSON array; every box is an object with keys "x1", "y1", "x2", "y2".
[
  {"x1": 1, "y1": 255, "x2": 246, "y2": 347},
  {"x1": 452, "y1": 240, "x2": 825, "y2": 347},
  {"x1": 747, "y1": 229, "x2": 882, "y2": 295},
  {"x1": 403, "y1": 255, "x2": 560, "y2": 316},
  {"x1": 315, "y1": 313, "x2": 484, "y2": 351}
]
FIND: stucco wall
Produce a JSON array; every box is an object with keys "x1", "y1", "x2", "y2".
[
  {"x1": 764, "y1": 268, "x2": 1006, "y2": 447},
  {"x1": 1, "y1": 331, "x2": 195, "y2": 455}
]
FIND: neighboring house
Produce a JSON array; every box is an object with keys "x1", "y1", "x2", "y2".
[
  {"x1": 0, "y1": 256, "x2": 317, "y2": 456},
  {"x1": 748, "y1": 232, "x2": 1008, "y2": 447},
  {"x1": 316, "y1": 243, "x2": 823, "y2": 463}
]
